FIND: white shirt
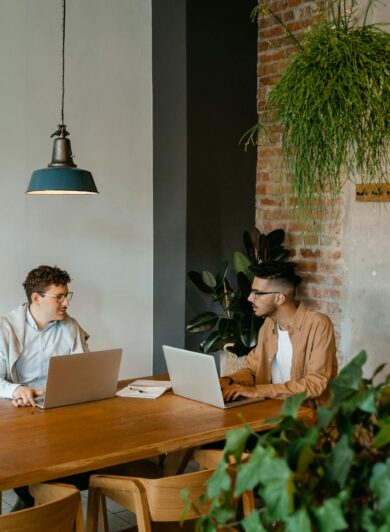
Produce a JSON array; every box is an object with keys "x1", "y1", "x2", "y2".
[
  {"x1": 271, "y1": 325, "x2": 293, "y2": 384},
  {"x1": 14, "y1": 307, "x2": 73, "y2": 390}
]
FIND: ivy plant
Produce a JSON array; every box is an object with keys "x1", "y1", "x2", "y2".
[
  {"x1": 187, "y1": 351, "x2": 390, "y2": 531},
  {"x1": 245, "y1": 0, "x2": 390, "y2": 225}
]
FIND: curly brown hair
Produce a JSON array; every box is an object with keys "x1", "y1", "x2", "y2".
[{"x1": 23, "y1": 265, "x2": 71, "y2": 304}]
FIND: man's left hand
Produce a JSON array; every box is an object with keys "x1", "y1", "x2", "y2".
[{"x1": 222, "y1": 383, "x2": 258, "y2": 401}]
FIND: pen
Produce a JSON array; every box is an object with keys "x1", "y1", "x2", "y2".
[{"x1": 128, "y1": 386, "x2": 144, "y2": 393}]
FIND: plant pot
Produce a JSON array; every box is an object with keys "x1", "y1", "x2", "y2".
[{"x1": 220, "y1": 345, "x2": 247, "y2": 377}]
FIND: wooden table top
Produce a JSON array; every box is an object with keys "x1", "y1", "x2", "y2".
[{"x1": 0, "y1": 384, "x2": 314, "y2": 491}]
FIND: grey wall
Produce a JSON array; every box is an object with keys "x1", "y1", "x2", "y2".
[
  {"x1": 340, "y1": 2, "x2": 390, "y2": 378},
  {"x1": 185, "y1": 0, "x2": 258, "y2": 351},
  {"x1": 152, "y1": 0, "x2": 187, "y2": 373},
  {"x1": 0, "y1": 0, "x2": 153, "y2": 379}
]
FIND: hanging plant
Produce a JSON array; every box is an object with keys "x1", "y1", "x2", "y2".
[{"x1": 247, "y1": 0, "x2": 390, "y2": 223}]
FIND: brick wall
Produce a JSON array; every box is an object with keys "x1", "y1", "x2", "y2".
[{"x1": 256, "y1": 0, "x2": 345, "y2": 350}]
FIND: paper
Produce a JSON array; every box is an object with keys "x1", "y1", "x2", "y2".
[
  {"x1": 116, "y1": 380, "x2": 171, "y2": 399},
  {"x1": 131, "y1": 379, "x2": 171, "y2": 388}
]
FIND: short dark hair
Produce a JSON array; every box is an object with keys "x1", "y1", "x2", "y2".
[
  {"x1": 250, "y1": 261, "x2": 302, "y2": 289},
  {"x1": 23, "y1": 265, "x2": 71, "y2": 304}
]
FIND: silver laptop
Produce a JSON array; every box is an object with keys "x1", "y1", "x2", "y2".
[
  {"x1": 35, "y1": 348, "x2": 122, "y2": 409},
  {"x1": 163, "y1": 345, "x2": 264, "y2": 409}
]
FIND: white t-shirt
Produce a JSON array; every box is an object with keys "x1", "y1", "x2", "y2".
[{"x1": 271, "y1": 325, "x2": 293, "y2": 384}]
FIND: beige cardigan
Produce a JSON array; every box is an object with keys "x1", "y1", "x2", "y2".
[{"x1": 229, "y1": 304, "x2": 338, "y2": 408}]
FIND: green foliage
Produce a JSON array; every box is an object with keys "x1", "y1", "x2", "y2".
[
  {"x1": 247, "y1": 0, "x2": 390, "y2": 225},
  {"x1": 186, "y1": 228, "x2": 290, "y2": 356},
  {"x1": 191, "y1": 352, "x2": 390, "y2": 530}
]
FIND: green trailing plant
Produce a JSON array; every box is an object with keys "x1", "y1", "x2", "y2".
[
  {"x1": 186, "y1": 228, "x2": 290, "y2": 356},
  {"x1": 245, "y1": 0, "x2": 390, "y2": 224},
  {"x1": 186, "y1": 351, "x2": 390, "y2": 531}
]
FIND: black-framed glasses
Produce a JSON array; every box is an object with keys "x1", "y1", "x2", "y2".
[
  {"x1": 39, "y1": 291, "x2": 73, "y2": 303},
  {"x1": 249, "y1": 290, "x2": 280, "y2": 299}
]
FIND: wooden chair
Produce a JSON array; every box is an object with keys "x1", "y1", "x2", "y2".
[
  {"x1": 86, "y1": 451, "x2": 254, "y2": 532},
  {"x1": 0, "y1": 483, "x2": 84, "y2": 532}
]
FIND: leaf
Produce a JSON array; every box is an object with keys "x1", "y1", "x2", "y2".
[
  {"x1": 258, "y1": 233, "x2": 270, "y2": 262},
  {"x1": 235, "y1": 444, "x2": 271, "y2": 494},
  {"x1": 215, "y1": 260, "x2": 229, "y2": 288},
  {"x1": 202, "y1": 270, "x2": 217, "y2": 289},
  {"x1": 236, "y1": 271, "x2": 252, "y2": 297},
  {"x1": 285, "y1": 508, "x2": 311, "y2": 532},
  {"x1": 180, "y1": 487, "x2": 192, "y2": 523},
  {"x1": 280, "y1": 392, "x2": 307, "y2": 418},
  {"x1": 224, "y1": 425, "x2": 252, "y2": 462},
  {"x1": 331, "y1": 350, "x2": 366, "y2": 404},
  {"x1": 357, "y1": 388, "x2": 377, "y2": 414},
  {"x1": 188, "y1": 271, "x2": 213, "y2": 293},
  {"x1": 258, "y1": 458, "x2": 293, "y2": 520},
  {"x1": 374, "y1": 417, "x2": 390, "y2": 448},
  {"x1": 370, "y1": 459, "x2": 390, "y2": 515},
  {"x1": 270, "y1": 247, "x2": 290, "y2": 262},
  {"x1": 206, "y1": 460, "x2": 231, "y2": 498},
  {"x1": 243, "y1": 230, "x2": 257, "y2": 263},
  {"x1": 316, "y1": 406, "x2": 334, "y2": 430},
  {"x1": 327, "y1": 434, "x2": 354, "y2": 488},
  {"x1": 266, "y1": 228, "x2": 285, "y2": 248},
  {"x1": 239, "y1": 315, "x2": 260, "y2": 348},
  {"x1": 371, "y1": 362, "x2": 387, "y2": 380},
  {"x1": 218, "y1": 318, "x2": 235, "y2": 339},
  {"x1": 232, "y1": 251, "x2": 253, "y2": 278},
  {"x1": 186, "y1": 312, "x2": 218, "y2": 333},
  {"x1": 314, "y1": 498, "x2": 348, "y2": 532},
  {"x1": 242, "y1": 510, "x2": 266, "y2": 531},
  {"x1": 201, "y1": 331, "x2": 222, "y2": 353}
]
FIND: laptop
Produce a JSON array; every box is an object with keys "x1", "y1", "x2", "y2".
[
  {"x1": 163, "y1": 345, "x2": 264, "y2": 409},
  {"x1": 35, "y1": 348, "x2": 122, "y2": 409}
]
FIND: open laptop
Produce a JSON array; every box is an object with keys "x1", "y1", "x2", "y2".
[
  {"x1": 163, "y1": 345, "x2": 264, "y2": 409},
  {"x1": 35, "y1": 348, "x2": 122, "y2": 409}
]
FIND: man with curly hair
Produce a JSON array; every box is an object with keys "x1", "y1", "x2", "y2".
[
  {"x1": 0, "y1": 265, "x2": 89, "y2": 407},
  {"x1": 220, "y1": 261, "x2": 338, "y2": 408}
]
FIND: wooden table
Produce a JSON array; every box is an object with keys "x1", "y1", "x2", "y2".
[{"x1": 0, "y1": 387, "x2": 313, "y2": 491}]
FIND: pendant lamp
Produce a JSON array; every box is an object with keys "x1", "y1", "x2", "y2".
[{"x1": 26, "y1": 0, "x2": 98, "y2": 195}]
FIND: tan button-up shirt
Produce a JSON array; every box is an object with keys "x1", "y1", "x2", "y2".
[{"x1": 229, "y1": 303, "x2": 338, "y2": 408}]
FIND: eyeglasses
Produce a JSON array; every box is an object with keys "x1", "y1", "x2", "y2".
[
  {"x1": 39, "y1": 291, "x2": 73, "y2": 303},
  {"x1": 249, "y1": 290, "x2": 280, "y2": 299}
]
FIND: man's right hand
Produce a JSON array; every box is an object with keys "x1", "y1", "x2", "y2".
[
  {"x1": 219, "y1": 377, "x2": 233, "y2": 389},
  {"x1": 12, "y1": 386, "x2": 44, "y2": 407}
]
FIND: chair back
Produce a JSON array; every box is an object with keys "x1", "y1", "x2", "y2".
[
  {"x1": 137, "y1": 468, "x2": 212, "y2": 522},
  {"x1": 0, "y1": 483, "x2": 84, "y2": 532}
]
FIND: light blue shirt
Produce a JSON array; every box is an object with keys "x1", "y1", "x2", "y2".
[{"x1": 14, "y1": 307, "x2": 73, "y2": 390}]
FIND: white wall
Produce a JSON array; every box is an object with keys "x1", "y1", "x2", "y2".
[
  {"x1": 0, "y1": 0, "x2": 153, "y2": 379},
  {"x1": 340, "y1": 1, "x2": 390, "y2": 378}
]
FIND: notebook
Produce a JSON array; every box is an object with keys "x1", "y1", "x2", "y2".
[
  {"x1": 163, "y1": 345, "x2": 264, "y2": 409},
  {"x1": 35, "y1": 348, "x2": 122, "y2": 409}
]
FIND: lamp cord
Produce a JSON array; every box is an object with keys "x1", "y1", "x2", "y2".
[{"x1": 61, "y1": 0, "x2": 66, "y2": 126}]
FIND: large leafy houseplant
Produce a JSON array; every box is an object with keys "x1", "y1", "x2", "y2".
[
  {"x1": 186, "y1": 228, "x2": 290, "y2": 357},
  {"x1": 246, "y1": 0, "x2": 390, "y2": 223},
  {"x1": 188, "y1": 351, "x2": 390, "y2": 531}
]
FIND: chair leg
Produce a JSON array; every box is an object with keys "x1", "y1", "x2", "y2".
[
  {"x1": 98, "y1": 494, "x2": 109, "y2": 532},
  {"x1": 86, "y1": 486, "x2": 101, "y2": 532},
  {"x1": 163, "y1": 448, "x2": 194, "y2": 476}
]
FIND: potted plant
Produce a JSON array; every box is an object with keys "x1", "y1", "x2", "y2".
[
  {"x1": 245, "y1": 0, "x2": 390, "y2": 225},
  {"x1": 186, "y1": 351, "x2": 390, "y2": 531},
  {"x1": 186, "y1": 228, "x2": 290, "y2": 374}
]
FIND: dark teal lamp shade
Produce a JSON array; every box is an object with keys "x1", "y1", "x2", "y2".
[
  {"x1": 26, "y1": 126, "x2": 99, "y2": 195},
  {"x1": 26, "y1": 167, "x2": 98, "y2": 195}
]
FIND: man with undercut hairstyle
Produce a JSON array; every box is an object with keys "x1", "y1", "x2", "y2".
[
  {"x1": 0, "y1": 264, "x2": 89, "y2": 406},
  {"x1": 220, "y1": 261, "x2": 338, "y2": 408}
]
